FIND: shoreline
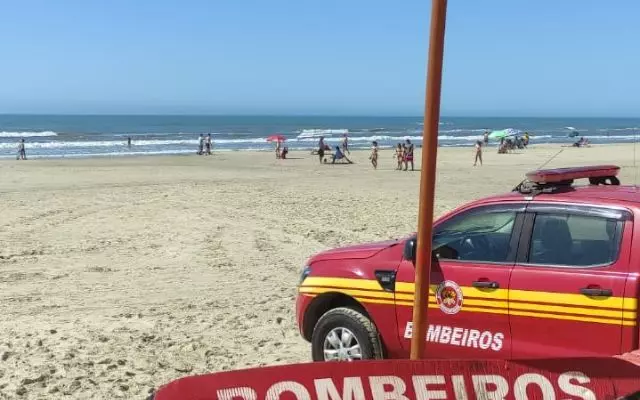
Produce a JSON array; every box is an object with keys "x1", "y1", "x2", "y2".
[{"x1": 0, "y1": 142, "x2": 636, "y2": 163}]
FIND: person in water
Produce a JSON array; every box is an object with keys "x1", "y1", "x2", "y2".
[
  {"x1": 403, "y1": 139, "x2": 414, "y2": 171},
  {"x1": 127, "y1": 137, "x2": 132, "y2": 149},
  {"x1": 369, "y1": 141, "x2": 379, "y2": 169}
]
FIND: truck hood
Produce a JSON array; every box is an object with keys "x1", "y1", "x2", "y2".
[{"x1": 308, "y1": 239, "x2": 401, "y2": 263}]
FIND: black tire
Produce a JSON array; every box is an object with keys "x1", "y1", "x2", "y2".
[{"x1": 311, "y1": 307, "x2": 383, "y2": 362}]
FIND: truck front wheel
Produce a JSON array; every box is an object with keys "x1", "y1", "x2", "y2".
[{"x1": 311, "y1": 307, "x2": 383, "y2": 361}]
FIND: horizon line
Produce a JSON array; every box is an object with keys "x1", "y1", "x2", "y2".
[{"x1": 1, "y1": 113, "x2": 640, "y2": 119}]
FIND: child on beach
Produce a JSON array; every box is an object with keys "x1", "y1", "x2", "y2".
[
  {"x1": 394, "y1": 143, "x2": 404, "y2": 170},
  {"x1": 369, "y1": 141, "x2": 379, "y2": 169},
  {"x1": 474, "y1": 140, "x2": 483, "y2": 166}
]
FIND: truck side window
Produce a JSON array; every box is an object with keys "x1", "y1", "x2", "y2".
[
  {"x1": 528, "y1": 213, "x2": 622, "y2": 267},
  {"x1": 432, "y1": 210, "x2": 517, "y2": 263}
]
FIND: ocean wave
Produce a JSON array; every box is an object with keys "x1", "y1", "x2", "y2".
[
  {"x1": 0, "y1": 131, "x2": 58, "y2": 138},
  {"x1": 297, "y1": 129, "x2": 348, "y2": 138},
  {"x1": 439, "y1": 129, "x2": 487, "y2": 133},
  {"x1": 0, "y1": 133, "x2": 559, "y2": 151},
  {"x1": 598, "y1": 128, "x2": 640, "y2": 132}
]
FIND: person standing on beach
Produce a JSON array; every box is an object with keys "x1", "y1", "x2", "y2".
[
  {"x1": 342, "y1": 134, "x2": 350, "y2": 154},
  {"x1": 318, "y1": 136, "x2": 326, "y2": 164},
  {"x1": 483, "y1": 131, "x2": 489, "y2": 146},
  {"x1": 16, "y1": 138, "x2": 26, "y2": 160},
  {"x1": 404, "y1": 139, "x2": 414, "y2": 171},
  {"x1": 127, "y1": 136, "x2": 132, "y2": 149},
  {"x1": 369, "y1": 141, "x2": 379, "y2": 169},
  {"x1": 198, "y1": 134, "x2": 204, "y2": 155},
  {"x1": 394, "y1": 143, "x2": 404, "y2": 170},
  {"x1": 474, "y1": 140, "x2": 483, "y2": 166},
  {"x1": 205, "y1": 134, "x2": 212, "y2": 155}
]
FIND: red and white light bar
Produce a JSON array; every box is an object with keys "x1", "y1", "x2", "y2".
[{"x1": 526, "y1": 165, "x2": 620, "y2": 184}]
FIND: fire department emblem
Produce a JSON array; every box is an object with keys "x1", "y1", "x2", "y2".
[{"x1": 436, "y1": 280, "x2": 463, "y2": 315}]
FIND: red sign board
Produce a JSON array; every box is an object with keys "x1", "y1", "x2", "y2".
[{"x1": 152, "y1": 355, "x2": 640, "y2": 400}]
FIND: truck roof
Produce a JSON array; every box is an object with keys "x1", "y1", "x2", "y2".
[{"x1": 480, "y1": 184, "x2": 640, "y2": 207}]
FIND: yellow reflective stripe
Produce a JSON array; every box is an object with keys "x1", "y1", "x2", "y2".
[
  {"x1": 623, "y1": 297, "x2": 639, "y2": 311},
  {"x1": 353, "y1": 297, "x2": 395, "y2": 306},
  {"x1": 299, "y1": 286, "x2": 394, "y2": 300},
  {"x1": 510, "y1": 288, "x2": 627, "y2": 309},
  {"x1": 509, "y1": 309, "x2": 637, "y2": 326},
  {"x1": 301, "y1": 277, "x2": 381, "y2": 291},
  {"x1": 306, "y1": 291, "x2": 636, "y2": 326},
  {"x1": 462, "y1": 287, "x2": 510, "y2": 300},
  {"x1": 300, "y1": 277, "x2": 638, "y2": 324},
  {"x1": 509, "y1": 301, "x2": 629, "y2": 319}
]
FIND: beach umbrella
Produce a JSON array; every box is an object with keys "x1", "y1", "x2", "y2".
[
  {"x1": 488, "y1": 128, "x2": 520, "y2": 139},
  {"x1": 565, "y1": 127, "x2": 580, "y2": 137},
  {"x1": 266, "y1": 134, "x2": 286, "y2": 142}
]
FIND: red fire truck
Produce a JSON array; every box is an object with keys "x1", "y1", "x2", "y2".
[{"x1": 296, "y1": 165, "x2": 638, "y2": 361}]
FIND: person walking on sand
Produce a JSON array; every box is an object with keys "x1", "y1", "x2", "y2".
[
  {"x1": 342, "y1": 134, "x2": 350, "y2": 155},
  {"x1": 394, "y1": 143, "x2": 404, "y2": 170},
  {"x1": 474, "y1": 140, "x2": 483, "y2": 166},
  {"x1": 403, "y1": 139, "x2": 414, "y2": 171},
  {"x1": 198, "y1": 134, "x2": 204, "y2": 155},
  {"x1": 205, "y1": 134, "x2": 212, "y2": 155},
  {"x1": 16, "y1": 138, "x2": 26, "y2": 160},
  {"x1": 369, "y1": 141, "x2": 379, "y2": 169}
]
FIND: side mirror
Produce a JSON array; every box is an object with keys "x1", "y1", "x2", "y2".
[
  {"x1": 404, "y1": 237, "x2": 440, "y2": 265},
  {"x1": 403, "y1": 238, "x2": 416, "y2": 264}
]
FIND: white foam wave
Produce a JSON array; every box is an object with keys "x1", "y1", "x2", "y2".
[
  {"x1": 0, "y1": 131, "x2": 58, "y2": 138},
  {"x1": 297, "y1": 129, "x2": 348, "y2": 138},
  {"x1": 0, "y1": 133, "x2": 553, "y2": 151},
  {"x1": 439, "y1": 129, "x2": 487, "y2": 133},
  {"x1": 600, "y1": 128, "x2": 640, "y2": 132},
  {"x1": 0, "y1": 138, "x2": 276, "y2": 149}
]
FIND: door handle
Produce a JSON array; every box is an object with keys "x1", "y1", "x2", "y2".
[
  {"x1": 472, "y1": 280, "x2": 499, "y2": 289},
  {"x1": 580, "y1": 287, "x2": 613, "y2": 297}
]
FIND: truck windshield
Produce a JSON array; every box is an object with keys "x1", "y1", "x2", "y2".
[{"x1": 434, "y1": 211, "x2": 515, "y2": 237}]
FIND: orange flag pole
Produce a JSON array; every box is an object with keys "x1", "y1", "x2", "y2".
[{"x1": 410, "y1": 0, "x2": 448, "y2": 360}]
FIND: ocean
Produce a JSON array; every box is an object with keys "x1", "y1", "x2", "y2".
[{"x1": 1, "y1": 115, "x2": 639, "y2": 159}]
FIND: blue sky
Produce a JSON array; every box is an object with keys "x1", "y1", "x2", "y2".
[{"x1": 0, "y1": 0, "x2": 638, "y2": 116}]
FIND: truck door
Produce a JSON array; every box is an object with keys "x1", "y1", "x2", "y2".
[
  {"x1": 509, "y1": 203, "x2": 633, "y2": 358},
  {"x1": 395, "y1": 203, "x2": 526, "y2": 359}
]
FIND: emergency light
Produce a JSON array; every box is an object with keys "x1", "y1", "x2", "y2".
[{"x1": 525, "y1": 165, "x2": 620, "y2": 184}]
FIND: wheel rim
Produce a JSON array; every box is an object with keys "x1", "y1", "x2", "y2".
[{"x1": 323, "y1": 327, "x2": 362, "y2": 361}]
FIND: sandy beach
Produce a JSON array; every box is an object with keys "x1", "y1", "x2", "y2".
[{"x1": 0, "y1": 143, "x2": 638, "y2": 399}]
